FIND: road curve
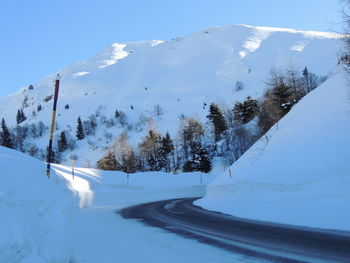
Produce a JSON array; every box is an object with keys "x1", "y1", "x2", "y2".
[{"x1": 119, "y1": 197, "x2": 350, "y2": 263}]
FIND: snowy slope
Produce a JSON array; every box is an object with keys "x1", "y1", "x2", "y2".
[
  {"x1": 196, "y1": 70, "x2": 350, "y2": 231},
  {"x1": 2, "y1": 146, "x2": 257, "y2": 263},
  {"x1": 0, "y1": 24, "x2": 342, "y2": 166},
  {"x1": 0, "y1": 147, "x2": 75, "y2": 262}
]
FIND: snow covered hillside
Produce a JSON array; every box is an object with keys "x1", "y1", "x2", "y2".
[
  {"x1": 2, "y1": 146, "x2": 253, "y2": 263},
  {"x1": 0, "y1": 24, "x2": 341, "y2": 166},
  {"x1": 196, "y1": 69, "x2": 350, "y2": 231}
]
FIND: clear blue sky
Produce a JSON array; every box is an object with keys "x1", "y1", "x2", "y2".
[{"x1": 0, "y1": 0, "x2": 343, "y2": 98}]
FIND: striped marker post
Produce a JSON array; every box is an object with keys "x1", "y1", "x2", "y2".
[
  {"x1": 46, "y1": 75, "x2": 61, "y2": 178},
  {"x1": 71, "y1": 159, "x2": 75, "y2": 180}
]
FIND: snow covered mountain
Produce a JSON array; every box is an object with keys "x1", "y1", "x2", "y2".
[
  {"x1": 196, "y1": 68, "x2": 350, "y2": 231},
  {"x1": 0, "y1": 24, "x2": 342, "y2": 166},
  {"x1": 1, "y1": 23, "x2": 349, "y2": 263}
]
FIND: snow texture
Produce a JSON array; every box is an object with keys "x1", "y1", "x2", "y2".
[
  {"x1": 1, "y1": 146, "x2": 262, "y2": 263},
  {"x1": 196, "y1": 70, "x2": 350, "y2": 231},
  {"x1": 0, "y1": 24, "x2": 342, "y2": 166}
]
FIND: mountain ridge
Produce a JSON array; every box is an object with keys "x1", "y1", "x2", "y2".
[{"x1": 0, "y1": 24, "x2": 341, "y2": 166}]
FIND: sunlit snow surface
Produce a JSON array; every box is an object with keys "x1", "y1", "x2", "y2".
[
  {"x1": 72, "y1": 71, "x2": 90, "y2": 78},
  {"x1": 239, "y1": 29, "x2": 271, "y2": 58},
  {"x1": 98, "y1": 43, "x2": 129, "y2": 68}
]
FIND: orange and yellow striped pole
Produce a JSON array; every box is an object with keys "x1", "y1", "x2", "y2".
[{"x1": 46, "y1": 75, "x2": 61, "y2": 178}]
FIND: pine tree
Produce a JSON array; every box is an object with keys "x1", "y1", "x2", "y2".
[
  {"x1": 21, "y1": 109, "x2": 26, "y2": 122},
  {"x1": 241, "y1": 96, "x2": 259, "y2": 124},
  {"x1": 197, "y1": 146, "x2": 212, "y2": 173},
  {"x1": 269, "y1": 80, "x2": 293, "y2": 116},
  {"x1": 303, "y1": 66, "x2": 310, "y2": 93},
  {"x1": 16, "y1": 109, "x2": 21, "y2": 124},
  {"x1": 160, "y1": 132, "x2": 175, "y2": 171},
  {"x1": 76, "y1": 117, "x2": 85, "y2": 140},
  {"x1": 161, "y1": 132, "x2": 174, "y2": 155},
  {"x1": 121, "y1": 148, "x2": 138, "y2": 173},
  {"x1": 0, "y1": 118, "x2": 13, "y2": 149},
  {"x1": 97, "y1": 151, "x2": 119, "y2": 170},
  {"x1": 16, "y1": 109, "x2": 26, "y2": 124},
  {"x1": 207, "y1": 103, "x2": 227, "y2": 141},
  {"x1": 58, "y1": 131, "x2": 68, "y2": 152},
  {"x1": 181, "y1": 118, "x2": 204, "y2": 161},
  {"x1": 183, "y1": 141, "x2": 211, "y2": 173},
  {"x1": 139, "y1": 130, "x2": 163, "y2": 171},
  {"x1": 233, "y1": 101, "x2": 245, "y2": 123}
]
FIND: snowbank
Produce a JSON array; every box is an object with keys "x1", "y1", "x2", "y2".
[
  {"x1": 53, "y1": 164, "x2": 211, "y2": 208},
  {"x1": 1, "y1": 146, "x2": 243, "y2": 263},
  {"x1": 0, "y1": 147, "x2": 75, "y2": 262},
  {"x1": 196, "y1": 71, "x2": 350, "y2": 231}
]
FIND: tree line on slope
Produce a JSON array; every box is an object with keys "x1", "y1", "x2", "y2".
[
  {"x1": 96, "y1": 66, "x2": 325, "y2": 173},
  {"x1": 0, "y1": 66, "x2": 325, "y2": 172}
]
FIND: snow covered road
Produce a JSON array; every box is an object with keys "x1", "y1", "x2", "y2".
[{"x1": 120, "y1": 198, "x2": 350, "y2": 263}]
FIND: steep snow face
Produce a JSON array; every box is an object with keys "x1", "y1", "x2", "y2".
[
  {"x1": 0, "y1": 24, "x2": 342, "y2": 166},
  {"x1": 196, "y1": 70, "x2": 350, "y2": 231}
]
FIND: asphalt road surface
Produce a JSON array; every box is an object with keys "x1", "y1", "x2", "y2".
[{"x1": 120, "y1": 197, "x2": 350, "y2": 263}]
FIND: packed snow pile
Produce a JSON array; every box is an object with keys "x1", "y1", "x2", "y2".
[
  {"x1": 0, "y1": 24, "x2": 341, "y2": 166},
  {"x1": 196, "y1": 70, "x2": 350, "y2": 231}
]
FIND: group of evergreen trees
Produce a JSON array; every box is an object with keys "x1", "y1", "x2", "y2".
[
  {"x1": 258, "y1": 66, "x2": 323, "y2": 133},
  {"x1": 207, "y1": 104, "x2": 227, "y2": 141},
  {"x1": 97, "y1": 130, "x2": 177, "y2": 172},
  {"x1": 63, "y1": 65, "x2": 326, "y2": 173},
  {"x1": 0, "y1": 117, "x2": 48, "y2": 158},
  {"x1": 233, "y1": 96, "x2": 259, "y2": 124},
  {"x1": 96, "y1": 99, "x2": 255, "y2": 173},
  {"x1": 0, "y1": 64, "x2": 325, "y2": 174},
  {"x1": 180, "y1": 117, "x2": 211, "y2": 172}
]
